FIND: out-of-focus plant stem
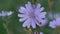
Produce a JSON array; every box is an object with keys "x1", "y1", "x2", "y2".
[
  {"x1": 48, "y1": 0, "x2": 54, "y2": 17},
  {"x1": 3, "y1": 23, "x2": 9, "y2": 34},
  {"x1": 48, "y1": 0, "x2": 54, "y2": 11},
  {"x1": 2, "y1": 16, "x2": 13, "y2": 34},
  {"x1": 4, "y1": 16, "x2": 9, "y2": 34},
  {"x1": 29, "y1": 28, "x2": 33, "y2": 34}
]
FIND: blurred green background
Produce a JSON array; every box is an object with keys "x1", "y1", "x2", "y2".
[{"x1": 0, "y1": 0, "x2": 60, "y2": 34}]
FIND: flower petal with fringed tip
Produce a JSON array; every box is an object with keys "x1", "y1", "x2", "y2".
[{"x1": 18, "y1": 1, "x2": 47, "y2": 28}]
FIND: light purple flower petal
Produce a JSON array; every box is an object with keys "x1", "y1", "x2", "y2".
[
  {"x1": 35, "y1": 7, "x2": 42, "y2": 13},
  {"x1": 0, "y1": 11, "x2": 13, "y2": 17},
  {"x1": 34, "y1": 19, "x2": 40, "y2": 26},
  {"x1": 25, "y1": 2, "x2": 33, "y2": 13},
  {"x1": 18, "y1": 14, "x2": 26, "y2": 17},
  {"x1": 40, "y1": 32, "x2": 43, "y2": 34},
  {"x1": 35, "y1": 12, "x2": 46, "y2": 22},
  {"x1": 35, "y1": 4, "x2": 43, "y2": 12},
  {"x1": 56, "y1": 18, "x2": 60, "y2": 26},
  {"x1": 27, "y1": 22, "x2": 31, "y2": 28},
  {"x1": 19, "y1": 7, "x2": 25, "y2": 13},
  {"x1": 40, "y1": 7, "x2": 44, "y2": 12},
  {"x1": 25, "y1": 2, "x2": 33, "y2": 10},
  {"x1": 19, "y1": 7, "x2": 27, "y2": 14},
  {"x1": 39, "y1": 19, "x2": 47, "y2": 27},
  {"x1": 49, "y1": 20, "x2": 56, "y2": 28},
  {"x1": 36, "y1": 4, "x2": 41, "y2": 9},
  {"x1": 22, "y1": 18, "x2": 31, "y2": 28},
  {"x1": 31, "y1": 19, "x2": 36, "y2": 28},
  {"x1": 19, "y1": 17, "x2": 28, "y2": 22},
  {"x1": 40, "y1": 12, "x2": 46, "y2": 18},
  {"x1": 35, "y1": 11, "x2": 46, "y2": 19},
  {"x1": 35, "y1": 11, "x2": 42, "y2": 21},
  {"x1": 1, "y1": 11, "x2": 6, "y2": 16},
  {"x1": 7, "y1": 11, "x2": 13, "y2": 16}
]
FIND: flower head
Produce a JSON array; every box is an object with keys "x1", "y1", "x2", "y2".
[
  {"x1": 49, "y1": 18, "x2": 60, "y2": 28},
  {"x1": 0, "y1": 11, "x2": 13, "y2": 17},
  {"x1": 18, "y1": 2, "x2": 47, "y2": 28},
  {"x1": 49, "y1": 20, "x2": 56, "y2": 28},
  {"x1": 49, "y1": 17, "x2": 60, "y2": 28},
  {"x1": 49, "y1": 13, "x2": 60, "y2": 28},
  {"x1": 7, "y1": 11, "x2": 13, "y2": 16}
]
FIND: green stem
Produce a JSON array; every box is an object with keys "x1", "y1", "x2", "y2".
[
  {"x1": 6, "y1": 27, "x2": 9, "y2": 34},
  {"x1": 29, "y1": 28, "x2": 33, "y2": 34},
  {"x1": 4, "y1": 16, "x2": 9, "y2": 34},
  {"x1": 48, "y1": 0, "x2": 54, "y2": 18}
]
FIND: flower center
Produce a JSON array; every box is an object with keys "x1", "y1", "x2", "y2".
[{"x1": 29, "y1": 12, "x2": 35, "y2": 18}]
